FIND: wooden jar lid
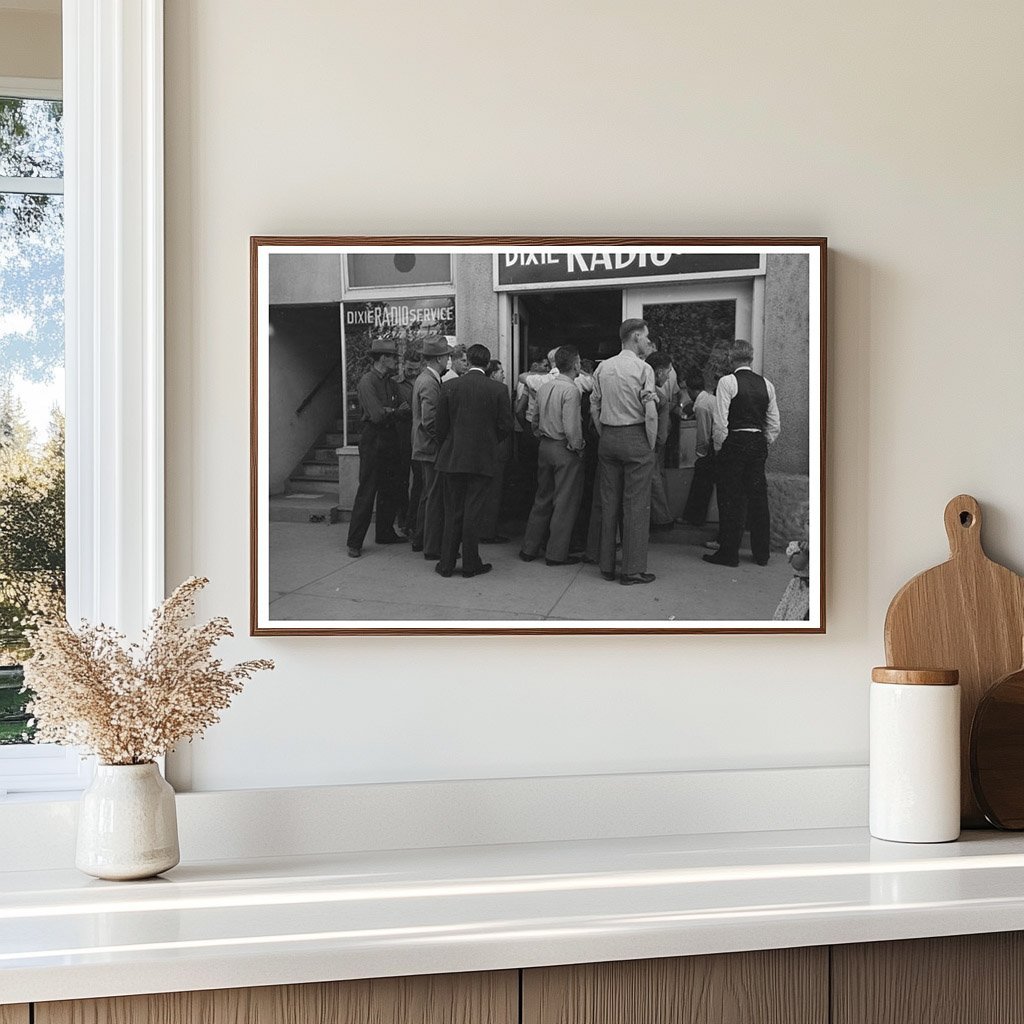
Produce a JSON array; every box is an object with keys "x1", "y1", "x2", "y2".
[{"x1": 871, "y1": 667, "x2": 960, "y2": 686}]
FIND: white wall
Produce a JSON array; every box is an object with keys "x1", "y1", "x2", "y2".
[{"x1": 163, "y1": 0, "x2": 1024, "y2": 791}]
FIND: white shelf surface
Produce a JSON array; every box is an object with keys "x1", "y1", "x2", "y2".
[{"x1": 5, "y1": 826, "x2": 1024, "y2": 1004}]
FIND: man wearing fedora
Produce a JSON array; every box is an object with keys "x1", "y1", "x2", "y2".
[
  {"x1": 410, "y1": 334, "x2": 451, "y2": 558},
  {"x1": 434, "y1": 343, "x2": 512, "y2": 578},
  {"x1": 346, "y1": 338, "x2": 410, "y2": 558}
]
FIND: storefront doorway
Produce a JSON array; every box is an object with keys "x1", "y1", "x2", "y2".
[
  {"x1": 512, "y1": 288, "x2": 622, "y2": 373},
  {"x1": 623, "y1": 279, "x2": 761, "y2": 378}
]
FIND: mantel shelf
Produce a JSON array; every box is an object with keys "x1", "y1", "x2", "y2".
[{"x1": 4, "y1": 826, "x2": 1024, "y2": 1004}]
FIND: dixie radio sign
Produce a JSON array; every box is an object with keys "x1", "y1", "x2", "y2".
[{"x1": 493, "y1": 250, "x2": 762, "y2": 290}]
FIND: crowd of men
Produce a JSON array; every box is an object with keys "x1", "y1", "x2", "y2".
[{"x1": 344, "y1": 320, "x2": 781, "y2": 584}]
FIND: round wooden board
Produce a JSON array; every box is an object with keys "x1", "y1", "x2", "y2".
[{"x1": 884, "y1": 495, "x2": 1024, "y2": 827}]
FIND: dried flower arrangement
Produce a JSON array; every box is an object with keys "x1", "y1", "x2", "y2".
[{"x1": 23, "y1": 576, "x2": 273, "y2": 765}]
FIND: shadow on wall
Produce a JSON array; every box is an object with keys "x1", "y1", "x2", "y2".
[{"x1": 268, "y1": 304, "x2": 343, "y2": 495}]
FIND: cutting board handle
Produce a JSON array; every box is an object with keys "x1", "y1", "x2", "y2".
[{"x1": 944, "y1": 494, "x2": 983, "y2": 559}]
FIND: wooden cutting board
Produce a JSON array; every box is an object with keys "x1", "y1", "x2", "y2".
[
  {"x1": 884, "y1": 494, "x2": 1024, "y2": 827},
  {"x1": 970, "y1": 651, "x2": 1024, "y2": 829}
]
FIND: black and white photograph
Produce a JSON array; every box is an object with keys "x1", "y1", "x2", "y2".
[{"x1": 251, "y1": 238, "x2": 825, "y2": 634}]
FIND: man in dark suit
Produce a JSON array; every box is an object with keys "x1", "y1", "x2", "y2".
[
  {"x1": 434, "y1": 343, "x2": 512, "y2": 579},
  {"x1": 410, "y1": 335, "x2": 452, "y2": 558}
]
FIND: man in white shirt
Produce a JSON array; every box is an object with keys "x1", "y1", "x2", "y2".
[
  {"x1": 590, "y1": 318, "x2": 659, "y2": 585},
  {"x1": 519, "y1": 346, "x2": 586, "y2": 566},
  {"x1": 680, "y1": 374, "x2": 717, "y2": 526},
  {"x1": 515, "y1": 347, "x2": 559, "y2": 432},
  {"x1": 703, "y1": 339, "x2": 781, "y2": 568}
]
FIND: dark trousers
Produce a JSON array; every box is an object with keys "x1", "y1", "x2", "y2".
[
  {"x1": 412, "y1": 459, "x2": 443, "y2": 556},
  {"x1": 650, "y1": 443, "x2": 672, "y2": 526},
  {"x1": 509, "y1": 431, "x2": 540, "y2": 519},
  {"x1": 347, "y1": 425, "x2": 402, "y2": 550},
  {"x1": 681, "y1": 450, "x2": 716, "y2": 525},
  {"x1": 597, "y1": 424, "x2": 656, "y2": 576},
  {"x1": 522, "y1": 439, "x2": 584, "y2": 562},
  {"x1": 571, "y1": 433, "x2": 600, "y2": 551},
  {"x1": 402, "y1": 457, "x2": 421, "y2": 533},
  {"x1": 715, "y1": 432, "x2": 770, "y2": 562},
  {"x1": 440, "y1": 472, "x2": 491, "y2": 573},
  {"x1": 481, "y1": 458, "x2": 507, "y2": 539}
]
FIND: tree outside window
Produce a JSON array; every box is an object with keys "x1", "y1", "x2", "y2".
[{"x1": 0, "y1": 94, "x2": 65, "y2": 744}]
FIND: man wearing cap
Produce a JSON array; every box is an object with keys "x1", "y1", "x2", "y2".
[
  {"x1": 346, "y1": 339, "x2": 410, "y2": 558},
  {"x1": 410, "y1": 335, "x2": 451, "y2": 558},
  {"x1": 434, "y1": 343, "x2": 512, "y2": 578}
]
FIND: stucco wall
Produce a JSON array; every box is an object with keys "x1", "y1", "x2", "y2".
[
  {"x1": 268, "y1": 253, "x2": 342, "y2": 305},
  {"x1": 763, "y1": 254, "x2": 811, "y2": 477},
  {"x1": 164, "y1": 0, "x2": 1024, "y2": 792},
  {"x1": 454, "y1": 254, "x2": 501, "y2": 363}
]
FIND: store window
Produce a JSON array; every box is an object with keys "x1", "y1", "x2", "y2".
[
  {"x1": 346, "y1": 252, "x2": 452, "y2": 290},
  {"x1": 341, "y1": 296, "x2": 455, "y2": 447},
  {"x1": 0, "y1": 91, "x2": 65, "y2": 749}
]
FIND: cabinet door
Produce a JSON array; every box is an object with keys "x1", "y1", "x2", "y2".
[
  {"x1": 36, "y1": 971, "x2": 518, "y2": 1024},
  {"x1": 523, "y1": 949, "x2": 828, "y2": 1024},
  {"x1": 832, "y1": 933, "x2": 1024, "y2": 1024},
  {"x1": 0, "y1": 1007, "x2": 29, "y2": 1024}
]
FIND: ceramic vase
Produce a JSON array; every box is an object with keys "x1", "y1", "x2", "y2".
[{"x1": 75, "y1": 762, "x2": 180, "y2": 880}]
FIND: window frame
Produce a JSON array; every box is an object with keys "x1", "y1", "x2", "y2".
[
  {"x1": 0, "y1": 75, "x2": 83, "y2": 795},
  {"x1": 0, "y1": 0, "x2": 165, "y2": 799}
]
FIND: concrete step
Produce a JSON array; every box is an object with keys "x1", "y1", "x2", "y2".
[
  {"x1": 271, "y1": 492, "x2": 341, "y2": 524},
  {"x1": 299, "y1": 460, "x2": 338, "y2": 480},
  {"x1": 287, "y1": 475, "x2": 338, "y2": 495},
  {"x1": 324, "y1": 432, "x2": 345, "y2": 447},
  {"x1": 313, "y1": 447, "x2": 337, "y2": 463}
]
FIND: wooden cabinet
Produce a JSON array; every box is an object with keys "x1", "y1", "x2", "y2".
[
  {"x1": 832, "y1": 932, "x2": 1024, "y2": 1024},
  {"x1": 17, "y1": 933, "x2": 1024, "y2": 1024},
  {"x1": 35, "y1": 972, "x2": 518, "y2": 1024},
  {"x1": 523, "y1": 949, "x2": 828, "y2": 1024}
]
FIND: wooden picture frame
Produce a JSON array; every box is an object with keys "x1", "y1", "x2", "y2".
[{"x1": 251, "y1": 237, "x2": 826, "y2": 635}]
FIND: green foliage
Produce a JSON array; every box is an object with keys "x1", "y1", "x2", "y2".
[
  {"x1": 0, "y1": 665, "x2": 31, "y2": 744},
  {"x1": 0, "y1": 97, "x2": 62, "y2": 179},
  {"x1": 644, "y1": 300, "x2": 736, "y2": 387},
  {"x1": 0, "y1": 394, "x2": 65, "y2": 666}
]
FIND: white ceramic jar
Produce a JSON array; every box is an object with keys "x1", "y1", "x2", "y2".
[
  {"x1": 870, "y1": 667, "x2": 961, "y2": 843},
  {"x1": 76, "y1": 762, "x2": 181, "y2": 880}
]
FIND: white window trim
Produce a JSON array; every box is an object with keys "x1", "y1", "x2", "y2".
[
  {"x1": 0, "y1": 76, "x2": 62, "y2": 100},
  {"x1": 0, "y1": 2, "x2": 165, "y2": 797}
]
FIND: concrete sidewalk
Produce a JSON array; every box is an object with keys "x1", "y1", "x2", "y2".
[{"x1": 268, "y1": 522, "x2": 794, "y2": 623}]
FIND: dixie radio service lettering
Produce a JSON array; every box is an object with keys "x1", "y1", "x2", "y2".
[{"x1": 345, "y1": 302, "x2": 455, "y2": 329}]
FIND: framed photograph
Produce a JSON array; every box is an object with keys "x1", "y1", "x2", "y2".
[{"x1": 250, "y1": 237, "x2": 826, "y2": 635}]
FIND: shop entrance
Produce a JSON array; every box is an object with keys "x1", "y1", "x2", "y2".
[{"x1": 512, "y1": 288, "x2": 622, "y2": 373}]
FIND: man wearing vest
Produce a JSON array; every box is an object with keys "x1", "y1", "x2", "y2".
[{"x1": 703, "y1": 339, "x2": 781, "y2": 568}]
